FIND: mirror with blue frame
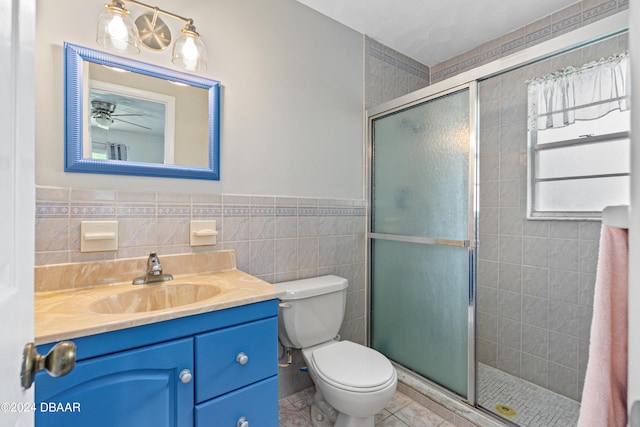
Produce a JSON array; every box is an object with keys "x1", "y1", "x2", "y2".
[{"x1": 64, "y1": 42, "x2": 220, "y2": 180}]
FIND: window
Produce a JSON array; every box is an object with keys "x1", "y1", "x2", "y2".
[{"x1": 527, "y1": 52, "x2": 630, "y2": 219}]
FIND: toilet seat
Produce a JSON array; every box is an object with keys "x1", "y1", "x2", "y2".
[{"x1": 310, "y1": 341, "x2": 396, "y2": 393}]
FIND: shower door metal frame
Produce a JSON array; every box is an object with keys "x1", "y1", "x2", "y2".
[{"x1": 366, "y1": 81, "x2": 479, "y2": 405}]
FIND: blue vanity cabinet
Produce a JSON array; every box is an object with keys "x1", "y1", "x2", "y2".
[
  {"x1": 35, "y1": 300, "x2": 279, "y2": 427},
  {"x1": 35, "y1": 338, "x2": 194, "y2": 427}
]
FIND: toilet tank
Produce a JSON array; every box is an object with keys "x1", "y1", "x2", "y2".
[{"x1": 274, "y1": 275, "x2": 348, "y2": 349}]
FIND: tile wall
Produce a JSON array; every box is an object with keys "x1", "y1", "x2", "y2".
[
  {"x1": 35, "y1": 186, "x2": 367, "y2": 398},
  {"x1": 430, "y1": 0, "x2": 628, "y2": 83},
  {"x1": 476, "y1": 33, "x2": 628, "y2": 401},
  {"x1": 365, "y1": 36, "x2": 431, "y2": 111}
]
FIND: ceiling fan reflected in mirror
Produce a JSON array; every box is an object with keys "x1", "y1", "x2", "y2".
[{"x1": 91, "y1": 100, "x2": 151, "y2": 130}]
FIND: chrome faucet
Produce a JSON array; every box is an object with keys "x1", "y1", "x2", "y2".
[{"x1": 132, "y1": 252, "x2": 174, "y2": 285}]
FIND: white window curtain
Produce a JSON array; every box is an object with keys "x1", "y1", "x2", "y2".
[{"x1": 527, "y1": 52, "x2": 630, "y2": 131}]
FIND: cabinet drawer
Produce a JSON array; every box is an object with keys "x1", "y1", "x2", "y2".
[
  {"x1": 195, "y1": 376, "x2": 278, "y2": 427},
  {"x1": 195, "y1": 317, "x2": 277, "y2": 403}
]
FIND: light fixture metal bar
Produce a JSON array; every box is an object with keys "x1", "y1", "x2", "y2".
[{"x1": 123, "y1": 0, "x2": 193, "y2": 26}]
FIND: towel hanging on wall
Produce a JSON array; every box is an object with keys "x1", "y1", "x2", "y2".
[{"x1": 577, "y1": 225, "x2": 628, "y2": 427}]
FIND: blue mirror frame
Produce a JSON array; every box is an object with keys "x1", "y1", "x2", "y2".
[{"x1": 64, "y1": 42, "x2": 220, "y2": 180}]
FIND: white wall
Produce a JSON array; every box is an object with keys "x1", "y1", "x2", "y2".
[{"x1": 35, "y1": 0, "x2": 364, "y2": 199}]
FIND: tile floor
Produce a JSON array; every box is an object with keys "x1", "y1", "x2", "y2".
[
  {"x1": 280, "y1": 363, "x2": 582, "y2": 427},
  {"x1": 278, "y1": 387, "x2": 457, "y2": 427},
  {"x1": 477, "y1": 364, "x2": 580, "y2": 427}
]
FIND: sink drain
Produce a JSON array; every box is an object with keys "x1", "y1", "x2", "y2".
[{"x1": 494, "y1": 403, "x2": 518, "y2": 418}]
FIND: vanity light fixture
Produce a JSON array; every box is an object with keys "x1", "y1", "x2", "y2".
[{"x1": 96, "y1": 0, "x2": 208, "y2": 71}]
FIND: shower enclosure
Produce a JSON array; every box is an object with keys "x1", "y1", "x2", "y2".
[{"x1": 367, "y1": 20, "x2": 628, "y2": 427}]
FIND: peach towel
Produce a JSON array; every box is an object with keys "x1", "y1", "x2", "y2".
[{"x1": 577, "y1": 226, "x2": 628, "y2": 427}]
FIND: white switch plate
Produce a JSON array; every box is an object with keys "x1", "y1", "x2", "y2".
[
  {"x1": 190, "y1": 220, "x2": 218, "y2": 246},
  {"x1": 80, "y1": 221, "x2": 118, "y2": 252}
]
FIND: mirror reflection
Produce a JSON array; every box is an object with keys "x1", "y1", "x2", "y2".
[
  {"x1": 86, "y1": 63, "x2": 209, "y2": 167},
  {"x1": 65, "y1": 42, "x2": 220, "y2": 180}
]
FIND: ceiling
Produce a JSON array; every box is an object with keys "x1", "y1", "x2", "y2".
[{"x1": 296, "y1": 0, "x2": 579, "y2": 66}]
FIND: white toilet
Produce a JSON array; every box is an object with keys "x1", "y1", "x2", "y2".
[{"x1": 274, "y1": 275, "x2": 397, "y2": 427}]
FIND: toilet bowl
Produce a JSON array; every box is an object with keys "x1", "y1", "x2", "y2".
[
  {"x1": 303, "y1": 340, "x2": 397, "y2": 426},
  {"x1": 274, "y1": 276, "x2": 397, "y2": 427}
]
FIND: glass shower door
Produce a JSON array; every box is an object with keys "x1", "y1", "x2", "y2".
[{"x1": 370, "y1": 86, "x2": 475, "y2": 399}]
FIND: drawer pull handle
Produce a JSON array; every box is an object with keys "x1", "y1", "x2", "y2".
[
  {"x1": 236, "y1": 352, "x2": 249, "y2": 366},
  {"x1": 179, "y1": 369, "x2": 192, "y2": 384},
  {"x1": 237, "y1": 416, "x2": 249, "y2": 427}
]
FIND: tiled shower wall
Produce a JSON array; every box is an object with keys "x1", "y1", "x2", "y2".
[
  {"x1": 365, "y1": 36, "x2": 430, "y2": 111},
  {"x1": 35, "y1": 186, "x2": 367, "y2": 398},
  {"x1": 476, "y1": 33, "x2": 628, "y2": 402}
]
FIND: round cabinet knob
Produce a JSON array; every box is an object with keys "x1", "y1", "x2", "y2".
[
  {"x1": 179, "y1": 369, "x2": 192, "y2": 384},
  {"x1": 236, "y1": 352, "x2": 249, "y2": 366},
  {"x1": 237, "y1": 416, "x2": 249, "y2": 427}
]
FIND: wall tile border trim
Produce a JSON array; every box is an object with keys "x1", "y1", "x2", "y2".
[
  {"x1": 369, "y1": 46, "x2": 430, "y2": 81},
  {"x1": 35, "y1": 186, "x2": 366, "y2": 267}
]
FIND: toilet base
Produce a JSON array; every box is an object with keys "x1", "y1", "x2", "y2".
[
  {"x1": 309, "y1": 389, "x2": 375, "y2": 427},
  {"x1": 310, "y1": 401, "x2": 333, "y2": 427},
  {"x1": 310, "y1": 390, "x2": 337, "y2": 427}
]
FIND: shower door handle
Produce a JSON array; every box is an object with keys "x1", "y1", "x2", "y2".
[{"x1": 370, "y1": 233, "x2": 469, "y2": 248}]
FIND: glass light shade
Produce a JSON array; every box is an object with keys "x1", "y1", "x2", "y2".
[
  {"x1": 96, "y1": 6, "x2": 140, "y2": 54},
  {"x1": 172, "y1": 30, "x2": 207, "y2": 71},
  {"x1": 93, "y1": 114, "x2": 113, "y2": 129}
]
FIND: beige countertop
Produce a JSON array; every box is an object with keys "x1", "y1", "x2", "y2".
[{"x1": 34, "y1": 252, "x2": 281, "y2": 345}]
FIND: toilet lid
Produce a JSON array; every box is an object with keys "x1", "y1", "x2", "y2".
[{"x1": 311, "y1": 341, "x2": 394, "y2": 389}]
